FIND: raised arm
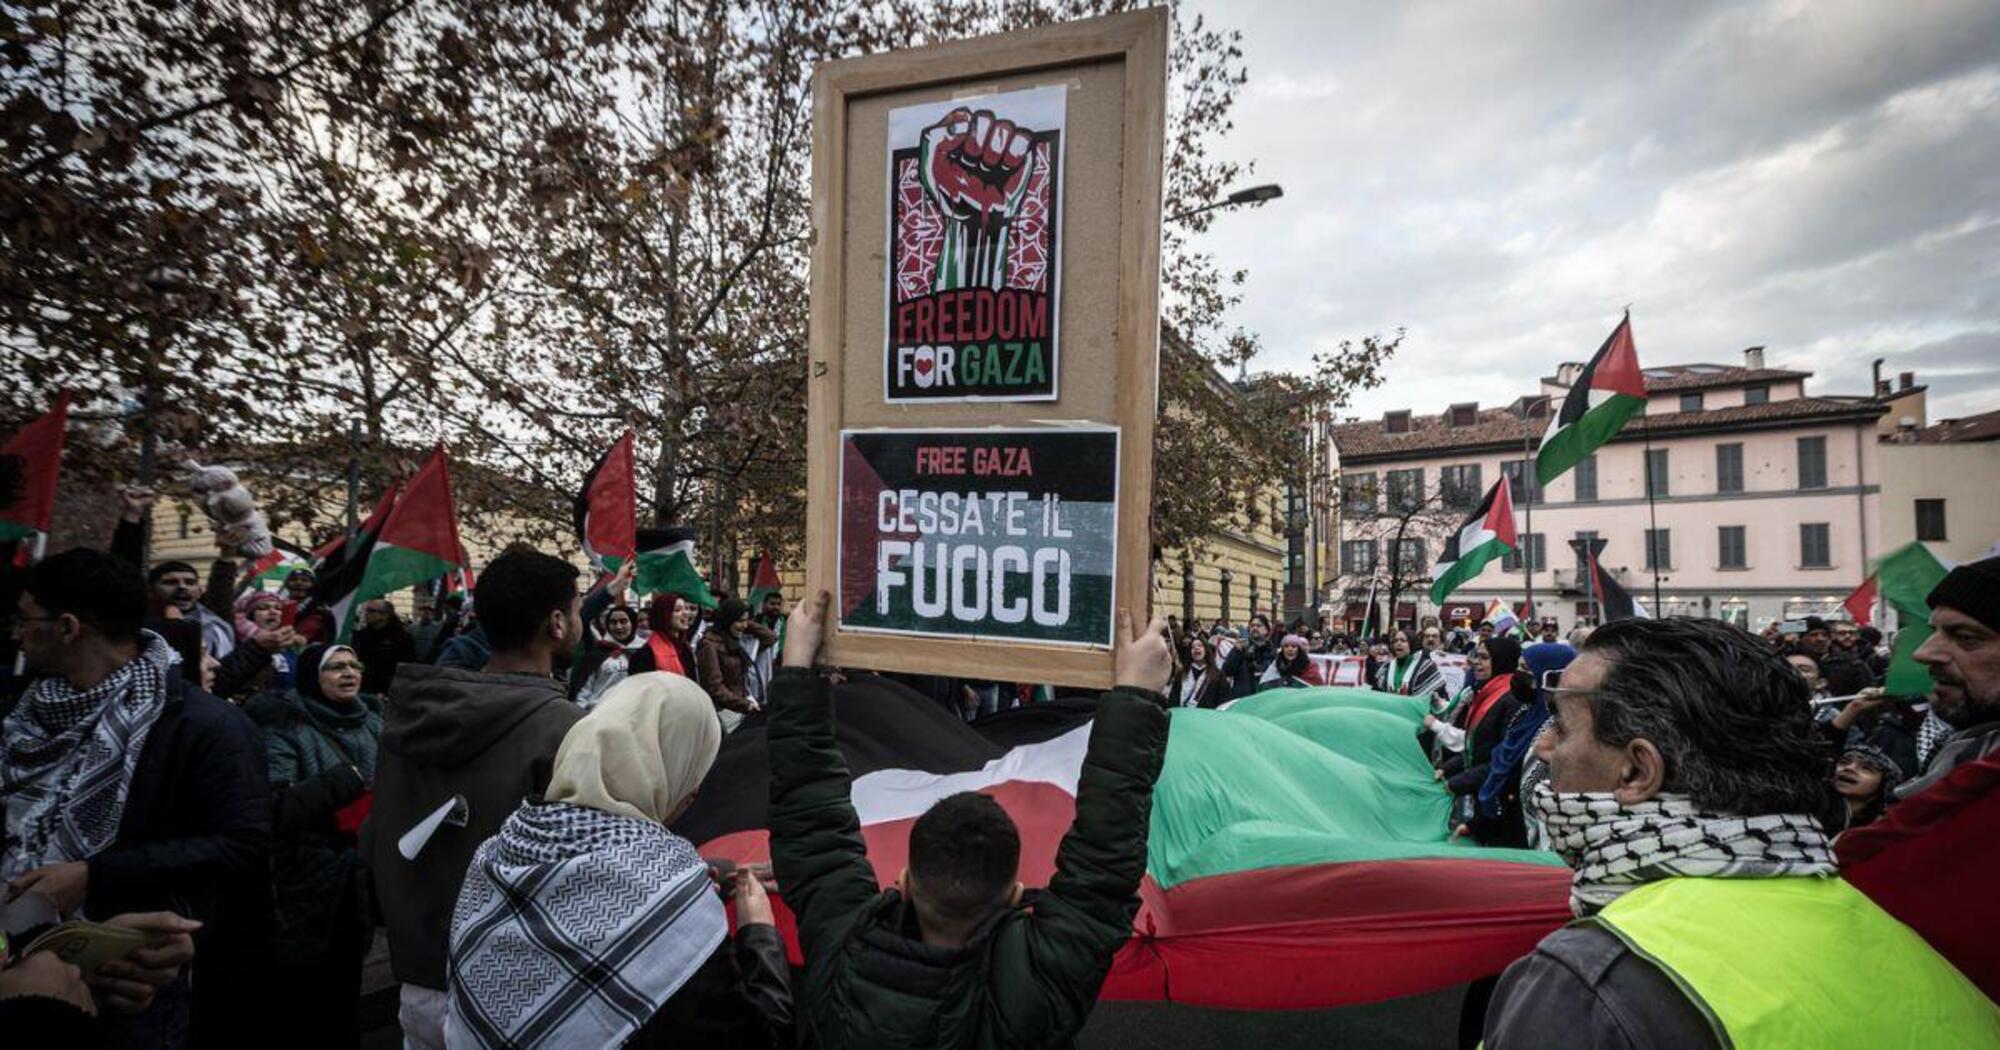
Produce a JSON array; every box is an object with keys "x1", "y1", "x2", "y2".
[
  {"x1": 765, "y1": 592, "x2": 881, "y2": 962},
  {"x1": 1022, "y1": 612, "x2": 1172, "y2": 1032}
]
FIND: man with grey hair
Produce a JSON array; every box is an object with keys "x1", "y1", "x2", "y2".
[{"x1": 1483, "y1": 617, "x2": 1998, "y2": 1047}]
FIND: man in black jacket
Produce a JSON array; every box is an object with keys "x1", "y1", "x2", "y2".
[
  {"x1": 361, "y1": 547, "x2": 584, "y2": 1050},
  {"x1": 1221, "y1": 613, "x2": 1276, "y2": 699},
  {"x1": 768, "y1": 592, "x2": 1172, "y2": 1049},
  {"x1": 3, "y1": 548, "x2": 271, "y2": 1049}
]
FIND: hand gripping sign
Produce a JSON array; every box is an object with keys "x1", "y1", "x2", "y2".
[{"x1": 886, "y1": 85, "x2": 1065, "y2": 402}]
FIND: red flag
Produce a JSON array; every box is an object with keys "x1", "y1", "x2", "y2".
[
  {"x1": 1843, "y1": 573, "x2": 1878, "y2": 627},
  {"x1": 573, "y1": 430, "x2": 637, "y2": 567},
  {"x1": 0, "y1": 391, "x2": 71, "y2": 541}
]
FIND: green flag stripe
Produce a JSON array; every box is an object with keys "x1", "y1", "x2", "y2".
[
  {"x1": 1430, "y1": 536, "x2": 1508, "y2": 605},
  {"x1": 335, "y1": 542, "x2": 457, "y2": 642},
  {"x1": 1536, "y1": 391, "x2": 1644, "y2": 485}
]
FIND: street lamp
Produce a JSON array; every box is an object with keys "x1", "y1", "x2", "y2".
[{"x1": 1167, "y1": 183, "x2": 1283, "y2": 223}]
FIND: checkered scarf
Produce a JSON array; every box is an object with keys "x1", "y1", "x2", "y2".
[
  {"x1": 444, "y1": 800, "x2": 726, "y2": 1049},
  {"x1": 1529, "y1": 782, "x2": 1835, "y2": 917},
  {"x1": 1, "y1": 632, "x2": 174, "y2": 889}
]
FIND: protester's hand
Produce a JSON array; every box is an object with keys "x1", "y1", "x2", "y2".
[
  {"x1": 1833, "y1": 688, "x2": 1887, "y2": 729},
  {"x1": 609, "y1": 558, "x2": 636, "y2": 598},
  {"x1": 782, "y1": 590, "x2": 831, "y2": 670},
  {"x1": 1113, "y1": 611, "x2": 1173, "y2": 696},
  {"x1": 8, "y1": 861, "x2": 87, "y2": 915},
  {"x1": 1422, "y1": 714, "x2": 1439, "y2": 731},
  {"x1": 1433, "y1": 768, "x2": 1445, "y2": 782},
  {"x1": 0, "y1": 951, "x2": 96, "y2": 1017},
  {"x1": 732, "y1": 868, "x2": 775, "y2": 927},
  {"x1": 119, "y1": 485, "x2": 157, "y2": 525},
  {"x1": 253, "y1": 626, "x2": 298, "y2": 653},
  {"x1": 1451, "y1": 824, "x2": 1471, "y2": 841},
  {"x1": 89, "y1": 912, "x2": 200, "y2": 1014}
]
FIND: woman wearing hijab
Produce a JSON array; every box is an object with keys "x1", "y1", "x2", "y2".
[
  {"x1": 247, "y1": 642, "x2": 382, "y2": 1046},
  {"x1": 446, "y1": 673, "x2": 793, "y2": 1049},
  {"x1": 576, "y1": 593, "x2": 700, "y2": 709},
  {"x1": 1441, "y1": 637, "x2": 1532, "y2": 846}
]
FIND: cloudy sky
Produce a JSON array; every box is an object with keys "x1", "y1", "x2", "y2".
[{"x1": 1179, "y1": 0, "x2": 2000, "y2": 422}]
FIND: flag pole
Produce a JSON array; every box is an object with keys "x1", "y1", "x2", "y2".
[
  {"x1": 1642, "y1": 418, "x2": 1664, "y2": 612},
  {"x1": 1521, "y1": 429, "x2": 1535, "y2": 626}
]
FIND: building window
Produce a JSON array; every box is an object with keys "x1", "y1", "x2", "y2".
[
  {"x1": 1679, "y1": 392, "x2": 1704, "y2": 413},
  {"x1": 1715, "y1": 443, "x2": 1744, "y2": 494},
  {"x1": 176, "y1": 509, "x2": 191, "y2": 540},
  {"x1": 1572, "y1": 530, "x2": 1601, "y2": 576},
  {"x1": 1502, "y1": 533, "x2": 1546, "y2": 572},
  {"x1": 1797, "y1": 436, "x2": 1827, "y2": 489},
  {"x1": 1572, "y1": 454, "x2": 1598, "y2": 502},
  {"x1": 1643, "y1": 448, "x2": 1670, "y2": 497},
  {"x1": 1219, "y1": 571, "x2": 1232, "y2": 619},
  {"x1": 1745, "y1": 384, "x2": 1770, "y2": 406},
  {"x1": 1395, "y1": 538, "x2": 1426, "y2": 577},
  {"x1": 1342, "y1": 473, "x2": 1378, "y2": 515},
  {"x1": 1439, "y1": 464, "x2": 1483, "y2": 510},
  {"x1": 1503, "y1": 459, "x2": 1543, "y2": 503},
  {"x1": 1719, "y1": 599, "x2": 1749, "y2": 628},
  {"x1": 1916, "y1": 499, "x2": 1948, "y2": 542},
  {"x1": 1341, "y1": 540, "x2": 1378, "y2": 575},
  {"x1": 1250, "y1": 576, "x2": 1260, "y2": 616},
  {"x1": 1387, "y1": 468, "x2": 1424, "y2": 513},
  {"x1": 1384, "y1": 410, "x2": 1412, "y2": 434},
  {"x1": 1181, "y1": 560, "x2": 1195, "y2": 625},
  {"x1": 1645, "y1": 528, "x2": 1672, "y2": 571},
  {"x1": 1718, "y1": 526, "x2": 1747, "y2": 569},
  {"x1": 1800, "y1": 523, "x2": 1831, "y2": 568}
]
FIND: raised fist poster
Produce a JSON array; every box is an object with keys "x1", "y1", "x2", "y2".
[
  {"x1": 884, "y1": 85, "x2": 1066, "y2": 402},
  {"x1": 839, "y1": 427, "x2": 1117, "y2": 646}
]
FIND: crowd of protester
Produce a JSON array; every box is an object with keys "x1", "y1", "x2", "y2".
[{"x1": 2, "y1": 476, "x2": 1995, "y2": 1047}]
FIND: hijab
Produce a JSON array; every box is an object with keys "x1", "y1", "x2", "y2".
[
  {"x1": 296, "y1": 643, "x2": 355, "y2": 704},
  {"x1": 547, "y1": 672, "x2": 722, "y2": 825},
  {"x1": 1466, "y1": 637, "x2": 1525, "y2": 732}
]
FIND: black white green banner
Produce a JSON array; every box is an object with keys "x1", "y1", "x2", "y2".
[{"x1": 838, "y1": 427, "x2": 1117, "y2": 647}]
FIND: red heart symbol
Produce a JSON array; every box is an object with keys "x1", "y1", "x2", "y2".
[{"x1": 915, "y1": 357, "x2": 934, "y2": 376}]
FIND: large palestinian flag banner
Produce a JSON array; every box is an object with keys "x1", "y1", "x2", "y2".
[
  {"x1": 677, "y1": 682, "x2": 1573, "y2": 1008},
  {"x1": 1431, "y1": 478, "x2": 1516, "y2": 604},
  {"x1": 1536, "y1": 314, "x2": 1645, "y2": 487}
]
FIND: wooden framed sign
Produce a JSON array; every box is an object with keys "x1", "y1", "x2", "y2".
[{"x1": 805, "y1": 9, "x2": 1167, "y2": 688}]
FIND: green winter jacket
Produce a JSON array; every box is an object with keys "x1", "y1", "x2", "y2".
[{"x1": 767, "y1": 667, "x2": 1169, "y2": 1050}]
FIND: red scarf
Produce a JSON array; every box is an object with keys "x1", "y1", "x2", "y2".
[
  {"x1": 646, "y1": 632, "x2": 686, "y2": 676},
  {"x1": 1464, "y1": 674, "x2": 1514, "y2": 733}
]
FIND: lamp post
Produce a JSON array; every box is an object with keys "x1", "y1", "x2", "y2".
[{"x1": 1167, "y1": 183, "x2": 1283, "y2": 223}]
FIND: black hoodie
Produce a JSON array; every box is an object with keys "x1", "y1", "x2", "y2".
[{"x1": 358, "y1": 663, "x2": 581, "y2": 989}]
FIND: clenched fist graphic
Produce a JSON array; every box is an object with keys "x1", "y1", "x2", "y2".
[{"x1": 919, "y1": 106, "x2": 1038, "y2": 292}]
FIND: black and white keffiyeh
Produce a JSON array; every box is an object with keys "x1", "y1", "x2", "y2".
[
  {"x1": 0, "y1": 632, "x2": 174, "y2": 888},
  {"x1": 1529, "y1": 782, "x2": 1836, "y2": 917},
  {"x1": 444, "y1": 799, "x2": 726, "y2": 1049}
]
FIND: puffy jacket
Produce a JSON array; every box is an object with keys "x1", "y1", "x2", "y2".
[
  {"x1": 697, "y1": 623, "x2": 778, "y2": 712},
  {"x1": 767, "y1": 667, "x2": 1169, "y2": 1049},
  {"x1": 359, "y1": 664, "x2": 579, "y2": 989}
]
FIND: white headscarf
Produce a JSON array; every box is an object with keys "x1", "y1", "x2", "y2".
[{"x1": 546, "y1": 672, "x2": 721, "y2": 825}]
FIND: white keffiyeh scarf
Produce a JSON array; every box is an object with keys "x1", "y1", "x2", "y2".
[
  {"x1": 444, "y1": 800, "x2": 726, "y2": 1049},
  {"x1": 1530, "y1": 782, "x2": 1836, "y2": 917},
  {"x1": 1, "y1": 632, "x2": 174, "y2": 887}
]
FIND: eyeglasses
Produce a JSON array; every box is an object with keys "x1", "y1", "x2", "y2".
[{"x1": 321, "y1": 660, "x2": 365, "y2": 673}]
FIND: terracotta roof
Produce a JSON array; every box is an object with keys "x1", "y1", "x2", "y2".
[
  {"x1": 1335, "y1": 396, "x2": 1888, "y2": 463},
  {"x1": 1537, "y1": 363, "x2": 1810, "y2": 393},
  {"x1": 1903, "y1": 408, "x2": 2000, "y2": 444}
]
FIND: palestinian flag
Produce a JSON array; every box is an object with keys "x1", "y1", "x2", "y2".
[
  {"x1": 573, "y1": 430, "x2": 637, "y2": 570},
  {"x1": 605, "y1": 526, "x2": 716, "y2": 609},
  {"x1": 238, "y1": 538, "x2": 315, "y2": 593},
  {"x1": 1430, "y1": 479, "x2": 1516, "y2": 604},
  {"x1": 0, "y1": 391, "x2": 70, "y2": 543},
  {"x1": 677, "y1": 680, "x2": 1572, "y2": 1009},
  {"x1": 747, "y1": 551, "x2": 783, "y2": 608},
  {"x1": 1875, "y1": 542, "x2": 1950, "y2": 695},
  {"x1": 332, "y1": 448, "x2": 467, "y2": 642},
  {"x1": 1537, "y1": 314, "x2": 1645, "y2": 486},
  {"x1": 1843, "y1": 573, "x2": 1878, "y2": 627},
  {"x1": 1570, "y1": 536, "x2": 1645, "y2": 622}
]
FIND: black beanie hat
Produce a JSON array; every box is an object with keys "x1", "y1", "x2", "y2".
[
  {"x1": 1926, "y1": 556, "x2": 2000, "y2": 633},
  {"x1": 147, "y1": 560, "x2": 199, "y2": 584}
]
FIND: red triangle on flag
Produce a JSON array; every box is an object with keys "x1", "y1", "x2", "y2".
[
  {"x1": 1843, "y1": 573, "x2": 1878, "y2": 627},
  {"x1": 751, "y1": 550, "x2": 783, "y2": 593},
  {"x1": 379, "y1": 448, "x2": 466, "y2": 566},
  {"x1": 1485, "y1": 477, "x2": 1518, "y2": 548},
  {"x1": 582, "y1": 431, "x2": 637, "y2": 562},
  {"x1": 1587, "y1": 315, "x2": 1646, "y2": 399},
  {"x1": 0, "y1": 391, "x2": 71, "y2": 536}
]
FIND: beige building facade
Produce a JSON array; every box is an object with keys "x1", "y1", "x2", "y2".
[
  {"x1": 1331, "y1": 351, "x2": 1898, "y2": 632},
  {"x1": 1878, "y1": 408, "x2": 2000, "y2": 568}
]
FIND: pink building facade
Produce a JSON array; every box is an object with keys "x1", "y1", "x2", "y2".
[{"x1": 1331, "y1": 353, "x2": 1893, "y2": 632}]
